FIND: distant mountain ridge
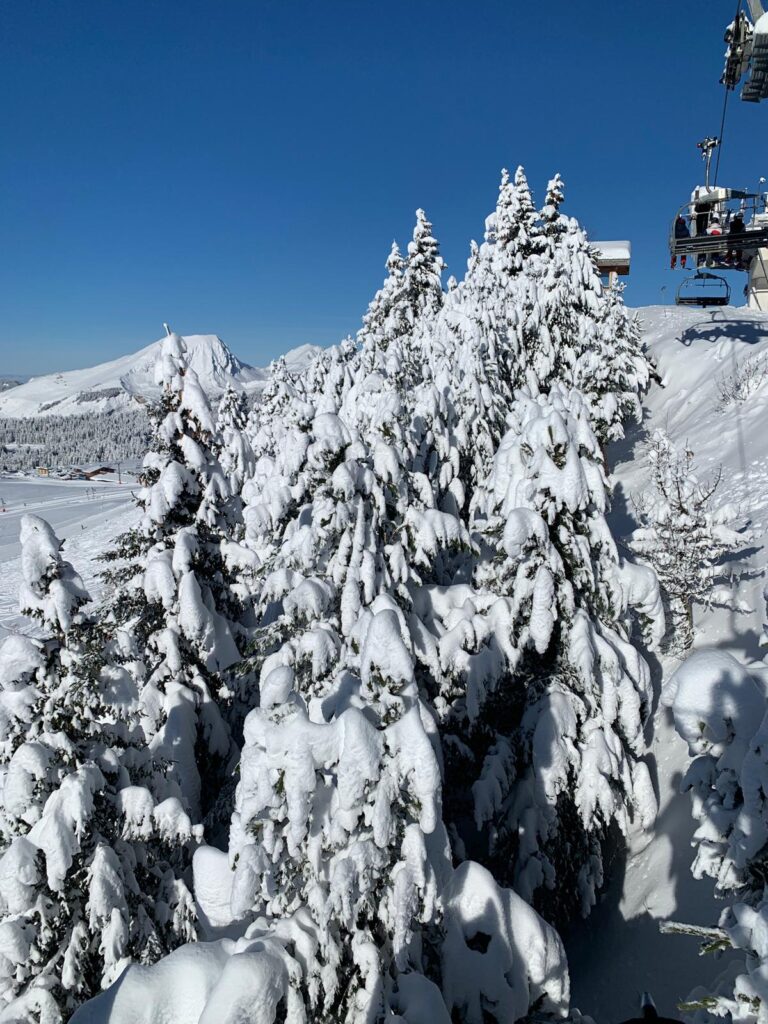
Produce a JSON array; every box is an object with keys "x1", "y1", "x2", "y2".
[{"x1": 0, "y1": 335, "x2": 323, "y2": 418}]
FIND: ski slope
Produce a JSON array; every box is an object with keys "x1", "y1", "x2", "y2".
[
  {"x1": 567, "y1": 304, "x2": 768, "y2": 1021},
  {"x1": 0, "y1": 476, "x2": 138, "y2": 638}
]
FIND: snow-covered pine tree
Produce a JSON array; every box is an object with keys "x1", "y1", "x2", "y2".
[
  {"x1": 357, "y1": 209, "x2": 445, "y2": 391},
  {"x1": 539, "y1": 173, "x2": 566, "y2": 245},
  {"x1": 431, "y1": 384, "x2": 659, "y2": 923},
  {"x1": 527, "y1": 187, "x2": 597, "y2": 392},
  {"x1": 213, "y1": 384, "x2": 261, "y2": 699},
  {"x1": 495, "y1": 166, "x2": 542, "y2": 271},
  {"x1": 422, "y1": 168, "x2": 540, "y2": 512},
  {"x1": 215, "y1": 384, "x2": 255, "y2": 498},
  {"x1": 0, "y1": 516, "x2": 197, "y2": 1022},
  {"x1": 231, "y1": 353, "x2": 451, "y2": 1021},
  {"x1": 631, "y1": 430, "x2": 744, "y2": 652},
  {"x1": 533, "y1": 174, "x2": 650, "y2": 443},
  {"x1": 1, "y1": 516, "x2": 91, "y2": 845},
  {"x1": 227, "y1": 279, "x2": 569, "y2": 1021},
  {"x1": 242, "y1": 353, "x2": 310, "y2": 475},
  {"x1": 402, "y1": 208, "x2": 445, "y2": 327},
  {"x1": 431, "y1": 275, "x2": 509, "y2": 512},
  {"x1": 451, "y1": 165, "x2": 650, "y2": 448},
  {"x1": 580, "y1": 281, "x2": 649, "y2": 442},
  {"x1": 356, "y1": 241, "x2": 405, "y2": 367},
  {"x1": 103, "y1": 333, "x2": 247, "y2": 835},
  {"x1": 301, "y1": 337, "x2": 358, "y2": 417},
  {"x1": 358, "y1": 211, "x2": 444, "y2": 364},
  {"x1": 473, "y1": 167, "x2": 536, "y2": 317},
  {"x1": 429, "y1": 163, "x2": 649, "y2": 504}
]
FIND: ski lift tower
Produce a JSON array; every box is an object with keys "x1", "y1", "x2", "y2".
[
  {"x1": 720, "y1": 1, "x2": 768, "y2": 307},
  {"x1": 722, "y1": 1, "x2": 768, "y2": 102}
]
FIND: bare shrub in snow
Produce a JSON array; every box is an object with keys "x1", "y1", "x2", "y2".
[
  {"x1": 715, "y1": 351, "x2": 768, "y2": 410},
  {"x1": 631, "y1": 430, "x2": 745, "y2": 653}
]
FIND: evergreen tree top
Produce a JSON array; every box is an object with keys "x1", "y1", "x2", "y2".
[
  {"x1": 408, "y1": 208, "x2": 445, "y2": 269},
  {"x1": 541, "y1": 173, "x2": 566, "y2": 235},
  {"x1": 386, "y1": 240, "x2": 404, "y2": 276}
]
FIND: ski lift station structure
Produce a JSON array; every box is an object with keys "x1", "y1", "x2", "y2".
[
  {"x1": 722, "y1": 0, "x2": 768, "y2": 101},
  {"x1": 667, "y1": 0, "x2": 768, "y2": 310},
  {"x1": 593, "y1": 241, "x2": 631, "y2": 286}
]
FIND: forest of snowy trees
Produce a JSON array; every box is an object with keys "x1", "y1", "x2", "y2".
[
  {"x1": 0, "y1": 410, "x2": 152, "y2": 474},
  {"x1": 0, "y1": 166, "x2": 732, "y2": 1024}
]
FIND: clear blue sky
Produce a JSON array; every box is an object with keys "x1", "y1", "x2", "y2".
[{"x1": 2, "y1": 0, "x2": 766, "y2": 374}]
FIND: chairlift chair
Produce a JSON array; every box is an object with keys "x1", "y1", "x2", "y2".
[
  {"x1": 669, "y1": 189, "x2": 768, "y2": 267},
  {"x1": 675, "y1": 271, "x2": 731, "y2": 307}
]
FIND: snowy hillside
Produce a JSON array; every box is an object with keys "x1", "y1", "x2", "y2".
[
  {"x1": 618, "y1": 303, "x2": 768, "y2": 664},
  {"x1": 0, "y1": 335, "x2": 322, "y2": 418},
  {"x1": 567, "y1": 303, "x2": 768, "y2": 1020},
  {"x1": 0, "y1": 476, "x2": 137, "y2": 641}
]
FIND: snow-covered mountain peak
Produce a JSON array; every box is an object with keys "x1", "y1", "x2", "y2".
[
  {"x1": 0, "y1": 333, "x2": 323, "y2": 418},
  {"x1": 281, "y1": 343, "x2": 321, "y2": 369},
  {"x1": 117, "y1": 334, "x2": 261, "y2": 402}
]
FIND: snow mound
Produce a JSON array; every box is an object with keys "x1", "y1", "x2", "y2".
[
  {"x1": 663, "y1": 649, "x2": 764, "y2": 756},
  {"x1": 442, "y1": 861, "x2": 569, "y2": 1022}
]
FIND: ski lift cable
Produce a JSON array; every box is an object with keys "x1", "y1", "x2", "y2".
[
  {"x1": 713, "y1": 87, "x2": 730, "y2": 185},
  {"x1": 715, "y1": 0, "x2": 744, "y2": 185}
]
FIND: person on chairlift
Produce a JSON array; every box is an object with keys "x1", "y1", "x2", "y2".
[
  {"x1": 705, "y1": 214, "x2": 723, "y2": 266},
  {"x1": 693, "y1": 201, "x2": 709, "y2": 237},
  {"x1": 727, "y1": 211, "x2": 745, "y2": 265},
  {"x1": 671, "y1": 215, "x2": 690, "y2": 269}
]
